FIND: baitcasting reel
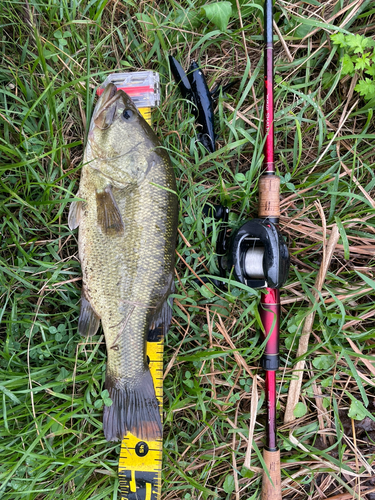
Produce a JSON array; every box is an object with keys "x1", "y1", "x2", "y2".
[
  {"x1": 227, "y1": 218, "x2": 289, "y2": 289},
  {"x1": 208, "y1": 207, "x2": 289, "y2": 290}
]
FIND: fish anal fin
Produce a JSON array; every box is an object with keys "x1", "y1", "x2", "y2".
[
  {"x1": 148, "y1": 294, "x2": 174, "y2": 342},
  {"x1": 68, "y1": 199, "x2": 82, "y2": 230},
  {"x1": 78, "y1": 291, "x2": 101, "y2": 337},
  {"x1": 96, "y1": 185, "x2": 124, "y2": 235},
  {"x1": 103, "y1": 369, "x2": 162, "y2": 442}
]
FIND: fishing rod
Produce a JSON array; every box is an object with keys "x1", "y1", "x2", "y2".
[
  {"x1": 227, "y1": 0, "x2": 289, "y2": 497},
  {"x1": 170, "y1": 3, "x2": 288, "y2": 494}
]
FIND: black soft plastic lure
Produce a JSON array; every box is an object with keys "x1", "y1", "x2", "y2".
[{"x1": 169, "y1": 55, "x2": 216, "y2": 153}]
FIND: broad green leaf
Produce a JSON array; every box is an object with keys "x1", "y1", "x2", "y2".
[
  {"x1": 201, "y1": 2, "x2": 232, "y2": 32},
  {"x1": 345, "y1": 391, "x2": 375, "y2": 423},
  {"x1": 348, "y1": 399, "x2": 367, "y2": 420},
  {"x1": 347, "y1": 34, "x2": 371, "y2": 54},
  {"x1": 355, "y1": 78, "x2": 375, "y2": 100},
  {"x1": 322, "y1": 398, "x2": 330, "y2": 409},
  {"x1": 365, "y1": 65, "x2": 375, "y2": 76},
  {"x1": 241, "y1": 466, "x2": 255, "y2": 479},
  {"x1": 285, "y1": 335, "x2": 295, "y2": 350},
  {"x1": 223, "y1": 474, "x2": 235, "y2": 494},
  {"x1": 321, "y1": 377, "x2": 333, "y2": 388},
  {"x1": 331, "y1": 33, "x2": 347, "y2": 48},
  {"x1": 174, "y1": 9, "x2": 201, "y2": 28},
  {"x1": 57, "y1": 367, "x2": 70, "y2": 381},
  {"x1": 355, "y1": 54, "x2": 370, "y2": 71},
  {"x1": 342, "y1": 54, "x2": 354, "y2": 75},
  {"x1": 293, "y1": 402, "x2": 307, "y2": 418},
  {"x1": 234, "y1": 172, "x2": 246, "y2": 183},
  {"x1": 200, "y1": 282, "x2": 215, "y2": 298},
  {"x1": 312, "y1": 355, "x2": 335, "y2": 370}
]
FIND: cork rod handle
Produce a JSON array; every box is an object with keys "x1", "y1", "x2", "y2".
[
  {"x1": 261, "y1": 449, "x2": 282, "y2": 500},
  {"x1": 258, "y1": 175, "x2": 280, "y2": 219}
]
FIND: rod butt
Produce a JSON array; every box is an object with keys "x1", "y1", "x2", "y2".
[{"x1": 261, "y1": 448, "x2": 282, "y2": 500}]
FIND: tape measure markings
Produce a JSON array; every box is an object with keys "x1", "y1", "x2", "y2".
[{"x1": 119, "y1": 338, "x2": 164, "y2": 499}]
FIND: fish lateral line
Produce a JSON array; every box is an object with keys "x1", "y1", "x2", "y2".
[
  {"x1": 108, "y1": 306, "x2": 136, "y2": 348},
  {"x1": 88, "y1": 139, "x2": 145, "y2": 162}
]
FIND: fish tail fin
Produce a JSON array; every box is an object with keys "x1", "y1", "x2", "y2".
[{"x1": 103, "y1": 369, "x2": 162, "y2": 442}]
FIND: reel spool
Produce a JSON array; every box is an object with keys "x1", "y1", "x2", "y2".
[{"x1": 228, "y1": 218, "x2": 289, "y2": 289}]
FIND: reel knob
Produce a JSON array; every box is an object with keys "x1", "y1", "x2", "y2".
[{"x1": 228, "y1": 218, "x2": 289, "y2": 289}]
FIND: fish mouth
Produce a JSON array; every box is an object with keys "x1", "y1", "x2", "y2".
[
  {"x1": 91, "y1": 83, "x2": 121, "y2": 130},
  {"x1": 87, "y1": 83, "x2": 143, "y2": 160}
]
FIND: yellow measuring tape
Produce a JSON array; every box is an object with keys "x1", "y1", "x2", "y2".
[
  {"x1": 138, "y1": 107, "x2": 152, "y2": 125},
  {"x1": 118, "y1": 107, "x2": 163, "y2": 500},
  {"x1": 118, "y1": 339, "x2": 164, "y2": 499}
]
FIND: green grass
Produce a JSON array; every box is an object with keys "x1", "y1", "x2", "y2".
[{"x1": 1, "y1": 0, "x2": 375, "y2": 499}]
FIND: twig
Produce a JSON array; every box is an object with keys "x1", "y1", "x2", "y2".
[
  {"x1": 340, "y1": 161, "x2": 375, "y2": 209},
  {"x1": 216, "y1": 316, "x2": 254, "y2": 378},
  {"x1": 298, "y1": 0, "x2": 365, "y2": 43},
  {"x1": 273, "y1": 20, "x2": 293, "y2": 62},
  {"x1": 284, "y1": 224, "x2": 340, "y2": 424},
  {"x1": 206, "y1": 306, "x2": 217, "y2": 400},
  {"x1": 232, "y1": 404, "x2": 240, "y2": 500},
  {"x1": 244, "y1": 378, "x2": 259, "y2": 469},
  {"x1": 324, "y1": 486, "x2": 375, "y2": 500}
]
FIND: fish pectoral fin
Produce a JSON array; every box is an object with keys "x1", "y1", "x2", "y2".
[
  {"x1": 78, "y1": 291, "x2": 101, "y2": 337},
  {"x1": 103, "y1": 369, "x2": 162, "y2": 442},
  {"x1": 96, "y1": 185, "x2": 124, "y2": 235},
  {"x1": 68, "y1": 199, "x2": 82, "y2": 230},
  {"x1": 148, "y1": 293, "x2": 174, "y2": 342}
]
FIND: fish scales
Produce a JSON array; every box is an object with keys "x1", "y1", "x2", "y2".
[{"x1": 69, "y1": 84, "x2": 178, "y2": 442}]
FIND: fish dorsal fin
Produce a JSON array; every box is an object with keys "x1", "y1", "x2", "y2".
[
  {"x1": 68, "y1": 197, "x2": 82, "y2": 230},
  {"x1": 96, "y1": 185, "x2": 124, "y2": 235}
]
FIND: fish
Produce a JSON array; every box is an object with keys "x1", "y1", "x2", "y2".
[{"x1": 68, "y1": 83, "x2": 178, "y2": 442}]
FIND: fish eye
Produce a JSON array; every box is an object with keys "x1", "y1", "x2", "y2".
[{"x1": 122, "y1": 109, "x2": 134, "y2": 120}]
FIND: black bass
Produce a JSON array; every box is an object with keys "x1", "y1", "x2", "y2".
[{"x1": 68, "y1": 83, "x2": 178, "y2": 441}]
